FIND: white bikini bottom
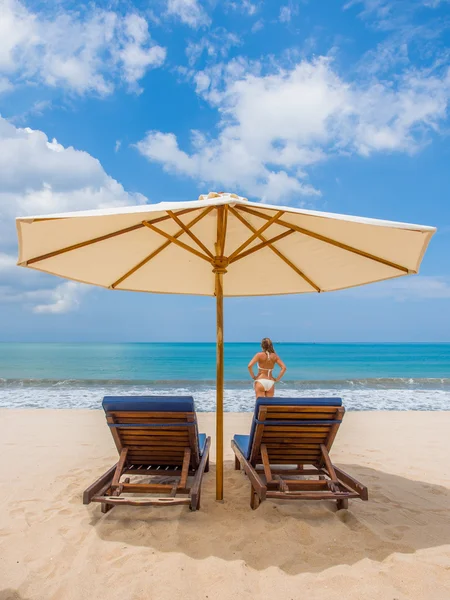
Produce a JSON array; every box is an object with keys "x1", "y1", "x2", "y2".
[{"x1": 254, "y1": 378, "x2": 275, "y2": 392}]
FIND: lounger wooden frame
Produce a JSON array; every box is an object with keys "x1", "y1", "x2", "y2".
[
  {"x1": 231, "y1": 404, "x2": 368, "y2": 510},
  {"x1": 83, "y1": 409, "x2": 211, "y2": 512}
]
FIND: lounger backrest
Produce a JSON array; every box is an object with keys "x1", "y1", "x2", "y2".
[
  {"x1": 102, "y1": 396, "x2": 202, "y2": 468},
  {"x1": 248, "y1": 398, "x2": 344, "y2": 466}
]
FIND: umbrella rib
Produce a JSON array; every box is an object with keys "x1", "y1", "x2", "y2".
[
  {"x1": 167, "y1": 210, "x2": 214, "y2": 259},
  {"x1": 23, "y1": 208, "x2": 199, "y2": 266},
  {"x1": 142, "y1": 222, "x2": 211, "y2": 262},
  {"x1": 229, "y1": 229, "x2": 296, "y2": 263},
  {"x1": 227, "y1": 210, "x2": 285, "y2": 262},
  {"x1": 229, "y1": 206, "x2": 321, "y2": 292},
  {"x1": 220, "y1": 205, "x2": 228, "y2": 256},
  {"x1": 236, "y1": 205, "x2": 412, "y2": 274},
  {"x1": 110, "y1": 206, "x2": 215, "y2": 289}
]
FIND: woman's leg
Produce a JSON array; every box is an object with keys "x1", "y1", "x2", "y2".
[
  {"x1": 265, "y1": 384, "x2": 275, "y2": 398},
  {"x1": 254, "y1": 381, "x2": 265, "y2": 398}
]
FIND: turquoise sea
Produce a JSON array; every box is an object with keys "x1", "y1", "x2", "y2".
[{"x1": 0, "y1": 343, "x2": 449, "y2": 411}]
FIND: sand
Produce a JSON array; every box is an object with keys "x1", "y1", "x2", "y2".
[{"x1": 1, "y1": 409, "x2": 450, "y2": 600}]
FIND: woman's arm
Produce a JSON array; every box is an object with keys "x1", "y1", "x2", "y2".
[
  {"x1": 275, "y1": 356, "x2": 286, "y2": 382},
  {"x1": 247, "y1": 354, "x2": 260, "y2": 380}
]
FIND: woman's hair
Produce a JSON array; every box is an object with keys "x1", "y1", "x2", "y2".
[{"x1": 261, "y1": 337, "x2": 275, "y2": 355}]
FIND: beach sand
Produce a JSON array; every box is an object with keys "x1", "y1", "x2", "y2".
[{"x1": 1, "y1": 410, "x2": 450, "y2": 600}]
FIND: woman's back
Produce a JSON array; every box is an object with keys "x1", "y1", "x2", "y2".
[{"x1": 257, "y1": 351, "x2": 277, "y2": 370}]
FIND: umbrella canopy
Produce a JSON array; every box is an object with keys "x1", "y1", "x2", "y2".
[{"x1": 16, "y1": 192, "x2": 436, "y2": 499}]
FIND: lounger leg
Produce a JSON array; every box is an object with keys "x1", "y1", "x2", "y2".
[
  {"x1": 250, "y1": 486, "x2": 260, "y2": 510},
  {"x1": 101, "y1": 502, "x2": 113, "y2": 514},
  {"x1": 336, "y1": 498, "x2": 349, "y2": 510},
  {"x1": 234, "y1": 455, "x2": 241, "y2": 470},
  {"x1": 205, "y1": 456, "x2": 210, "y2": 473}
]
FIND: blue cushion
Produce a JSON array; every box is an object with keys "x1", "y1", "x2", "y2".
[
  {"x1": 233, "y1": 434, "x2": 250, "y2": 458},
  {"x1": 102, "y1": 395, "x2": 195, "y2": 413},
  {"x1": 198, "y1": 433, "x2": 207, "y2": 456},
  {"x1": 237, "y1": 397, "x2": 343, "y2": 459}
]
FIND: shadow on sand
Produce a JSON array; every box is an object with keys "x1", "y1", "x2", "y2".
[
  {"x1": 0, "y1": 591, "x2": 31, "y2": 600},
  {"x1": 88, "y1": 461, "x2": 450, "y2": 574}
]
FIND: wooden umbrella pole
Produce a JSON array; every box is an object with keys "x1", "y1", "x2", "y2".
[
  {"x1": 215, "y1": 270, "x2": 224, "y2": 501},
  {"x1": 214, "y1": 205, "x2": 228, "y2": 501}
]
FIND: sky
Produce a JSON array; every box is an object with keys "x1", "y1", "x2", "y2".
[{"x1": 0, "y1": 0, "x2": 449, "y2": 343}]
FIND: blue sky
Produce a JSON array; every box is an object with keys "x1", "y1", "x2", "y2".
[{"x1": 0, "y1": 0, "x2": 449, "y2": 342}]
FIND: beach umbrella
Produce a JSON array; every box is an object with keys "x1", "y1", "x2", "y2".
[{"x1": 16, "y1": 192, "x2": 436, "y2": 499}]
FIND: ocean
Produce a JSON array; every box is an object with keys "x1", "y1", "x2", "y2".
[{"x1": 0, "y1": 342, "x2": 449, "y2": 411}]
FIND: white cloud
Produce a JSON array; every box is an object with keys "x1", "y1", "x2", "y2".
[
  {"x1": 227, "y1": 1, "x2": 260, "y2": 16},
  {"x1": 0, "y1": 0, "x2": 166, "y2": 95},
  {"x1": 166, "y1": 0, "x2": 210, "y2": 28},
  {"x1": 0, "y1": 252, "x2": 16, "y2": 271},
  {"x1": 251, "y1": 19, "x2": 264, "y2": 33},
  {"x1": 28, "y1": 282, "x2": 88, "y2": 314},
  {"x1": 279, "y1": 6, "x2": 292, "y2": 23},
  {"x1": 344, "y1": 276, "x2": 450, "y2": 301},
  {"x1": 0, "y1": 115, "x2": 147, "y2": 313},
  {"x1": 115, "y1": 140, "x2": 122, "y2": 152},
  {"x1": 136, "y1": 56, "x2": 450, "y2": 202},
  {"x1": 186, "y1": 29, "x2": 241, "y2": 66}
]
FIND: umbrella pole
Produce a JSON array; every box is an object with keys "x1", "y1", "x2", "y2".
[{"x1": 215, "y1": 270, "x2": 224, "y2": 501}]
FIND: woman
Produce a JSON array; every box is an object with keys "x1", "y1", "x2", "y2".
[{"x1": 248, "y1": 338, "x2": 286, "y2": 398}]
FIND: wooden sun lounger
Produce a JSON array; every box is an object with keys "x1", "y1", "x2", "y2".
[
  {"x1": 83, "y1": 396, "x2": 211, "y2": 512},
  {"x1": 231, "y1": 397, "x2": 368, "y2": 510}
]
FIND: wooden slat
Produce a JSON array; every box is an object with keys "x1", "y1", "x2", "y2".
[
  {"x1": 127, "y1": 452, "x2": 185, "y2": 458},
  {"x1": 127, "y1": 454, "x2": 185, "y2": 461},
  {"x1": 109, "y1": 411, "x2": 194, "y2": 419},
  {"x1": 92, "y1": 496, "x2": 191, "y2": 507},
  {"x1": 117, "y1": 429, "x2": 189, "y2": 436},
  {"x1": 262, "y1": 439, "x2": 327, "y2": 447},
  {"x1": 261, "y1": 443, "x2": 323, "y2": 449},
  {"x1": 257, "y1": 449, "x2": 321, "y2": 455},
  {"x1": 120, "y1": 441, "x2": 188, "y2": 447},
  {"x1": 263, "y1": 426, "x2": 331, "y2": 433},
  {"x1": 119, "y1": 432, "x2": 189, "y2": 439},
  {"x1": 256, "y1": 468, "x2": 326, "y2": 476},
  {"x1": 266, "y1": 491, "x2": 359, "y2": 500},
  {"x1": 263, "y1": 413, "x2": 336, "y2": 420},
  {"x1": 264, "y1": 406, "x2": 341, "y2": 413}
]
